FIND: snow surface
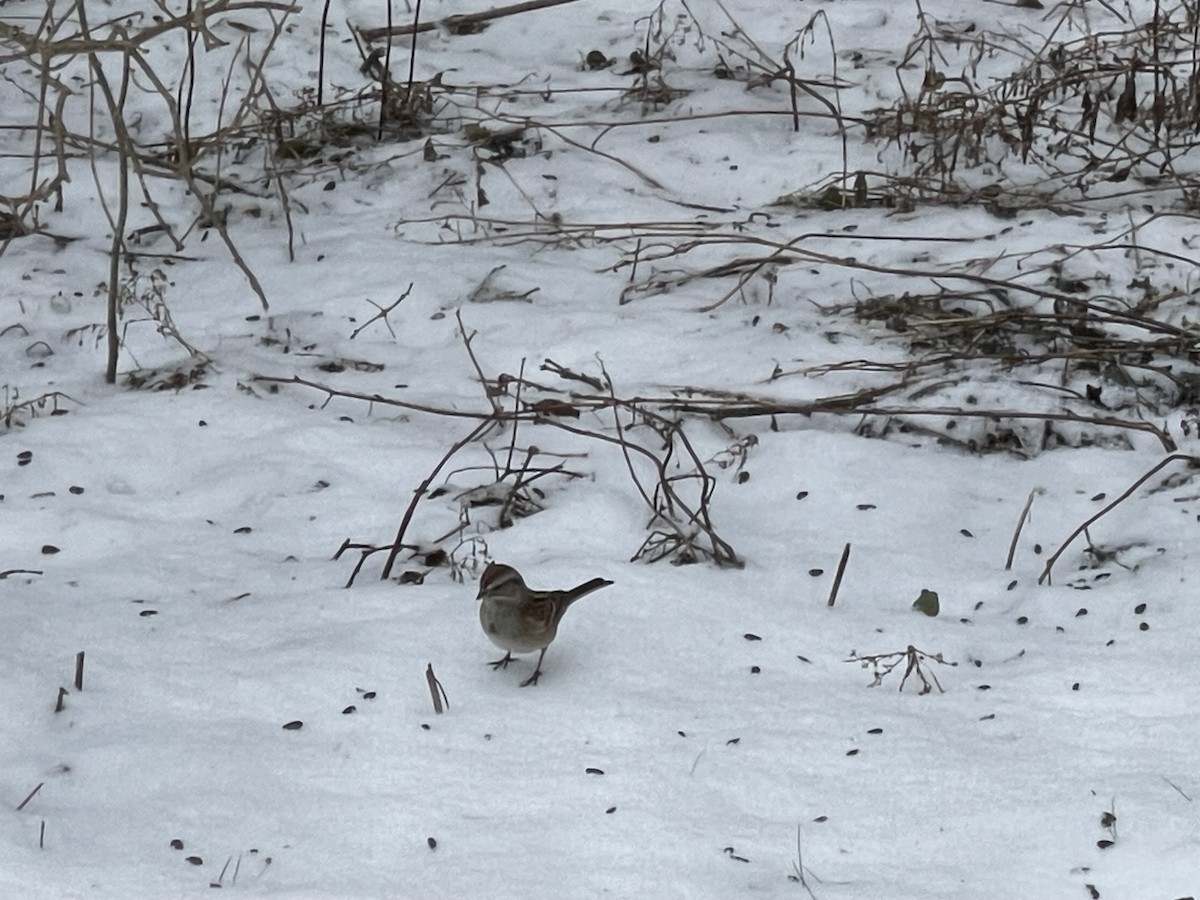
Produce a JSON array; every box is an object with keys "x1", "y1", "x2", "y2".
[{"x1": 2, "y1": 0, "x2": 1199, "y2": 897}]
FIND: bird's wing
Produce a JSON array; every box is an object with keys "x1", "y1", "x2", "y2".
[{"x1": 520, "y1": 597, "x2": 556, "y2": 639}]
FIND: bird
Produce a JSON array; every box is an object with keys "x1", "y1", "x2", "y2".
[{"x1": 475, "y1": 562, "x2": 613, "y2": 687}]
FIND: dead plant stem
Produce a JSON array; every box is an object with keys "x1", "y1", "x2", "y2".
[{"x1": 1038, "y1": 454, "x2": 1199, "y2": 584}]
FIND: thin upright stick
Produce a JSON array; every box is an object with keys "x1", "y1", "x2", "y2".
[
  {"x1": 425, "y1": 664, "x2": 448, "y2": 713},
  {"x1": 1005, "y1": 488, "x2": 1043, "y2": 571},
  {"x1": 827, "y1": 543, "x2": 851, "y2": 607}
]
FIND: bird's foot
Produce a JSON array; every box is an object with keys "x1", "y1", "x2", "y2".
[{"x1": 488, "y1": 652, "x2": 516, "y2": 671}]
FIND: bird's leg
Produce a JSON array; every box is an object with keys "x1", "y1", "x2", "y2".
[
  {"x1": 519, "y1": 648, "x2": 548, "y2": 687},
  {"x1": 488, "y1": 651, "x2": 516, "y2": 670}
]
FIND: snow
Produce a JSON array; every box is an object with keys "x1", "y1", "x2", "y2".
[{"x1": 3, "y1": 0, "x2": 1200, "y2": 897}]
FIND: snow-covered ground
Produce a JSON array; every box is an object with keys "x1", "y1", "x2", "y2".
[{"x1": 3, "y1": 0, "x2": 1199, "y2": 897}]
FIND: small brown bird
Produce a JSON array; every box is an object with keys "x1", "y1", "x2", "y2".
[{"x1": 476, "y1": 562, "x2": 613, "y2": 686}]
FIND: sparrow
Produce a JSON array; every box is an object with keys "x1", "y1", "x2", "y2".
[{"x1": 476, "y1": 562, "x2": 613, "y2": 686}]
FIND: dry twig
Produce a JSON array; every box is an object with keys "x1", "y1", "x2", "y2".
[{"x1": 1038, "y1": 454, "x2": 1200, "y2": 585}]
